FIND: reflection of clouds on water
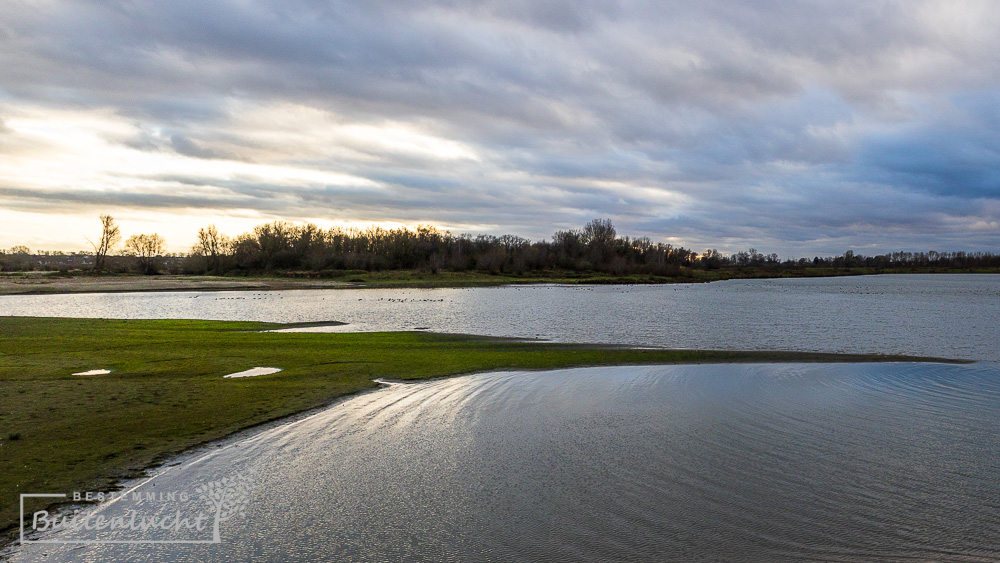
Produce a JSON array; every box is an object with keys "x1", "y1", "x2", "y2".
[{"x1": 16, "y1": 362, "x2": 1000, "y2": 561}]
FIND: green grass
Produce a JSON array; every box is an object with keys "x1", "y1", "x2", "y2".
[{"x1": 0, "y1": 316, "x2": 967, "y2": 537}]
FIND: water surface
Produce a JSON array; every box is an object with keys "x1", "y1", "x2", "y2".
[
  {"x1": 2, "y1": 274, "x2": 998, "y2": 361},
  {"x1": 7, "y1": 275, "x2": 1000, "y2": 560},
  {"x1": 12, "y1": 362, "x2": 1000, "y2": 561}
]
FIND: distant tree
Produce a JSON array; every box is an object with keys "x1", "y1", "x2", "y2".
[
  {"x1": 700, "y1": 249, "x2": 724, "y2": 269},
  {"x1": 231, "y1": 233, "x2": 262, "y2": 270},
  {"x1": 581, "y1": 218, "x2": 616, "y2": 249},
  {"x1": 125, "y1": 233, "x2": 165, "y2": 275},
  {"x1": 253, "y1": 221, "x2": 295, "y2": 270},
  {"x1": 0, "y1": 245, "x2": 32, "y2": 272},
  {"x1": 476, "y1": 247, "x2": 507, "y2": 274},
  {"x1": 196, "y1": 225, "x2": 229, "y2": 273},
  {"x1": 497, "y1": 234, "x2": 530, "y2": 253},
  {"x1": 88, "y1": 215, "x2": 121, "y2": 273},
  {"x1": 293, "y1": 223, "x2": 327, "y2": 270},
  {"x1": 581, "y1": 218, "x2": 617, "y2": 270},
  {"x1": 168, "y1": 217, "x2": 1000, "y2": 277},
  {"x1": 551, "y1": 229, "x2": 584, "y2": 267}
]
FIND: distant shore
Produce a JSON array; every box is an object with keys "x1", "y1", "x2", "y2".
[
  {"x1": 0, "y1": 274, "x2": 353, "y2": 295},
  {"x1": 2, "y1": 267, "x2": 999, "y2": 296}
]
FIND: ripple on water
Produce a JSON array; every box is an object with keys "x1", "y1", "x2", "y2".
[{"x1": 15, "y1": 362, "x2": 1000, "y2": 562}]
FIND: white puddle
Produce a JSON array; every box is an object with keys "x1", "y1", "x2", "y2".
[
  {"x1": 224, "y1": 367, "x2": 283, "y2": 378},
  {"x1": 73, "y1": 369, "x2": 111, "y2": 376}
]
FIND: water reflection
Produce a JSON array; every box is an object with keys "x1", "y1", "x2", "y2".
[{"x1": 14, "y1": 363, "x2": 1000, "y2": 561}]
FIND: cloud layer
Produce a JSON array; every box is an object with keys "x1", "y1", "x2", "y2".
[{"x1": 1, "y1": 0, "x2": 999, "y2": 254}]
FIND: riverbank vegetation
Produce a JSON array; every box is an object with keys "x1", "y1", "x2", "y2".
[
  {"x1": 0, "y1": 317, "x2": 965, "y2": 536},
  {"x1": 3, "y1": 217, "x2": 999, "y2": 280},
  {"x1": 4, "y1": 263, "x2": 1000, "y2": 295}
]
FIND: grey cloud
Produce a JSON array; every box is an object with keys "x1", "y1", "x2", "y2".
[
  {"x1": 2, "y1": 0, "x2": 1000, "y2": 254},
  {"x1": 168, "y1": 134, "x2": 231, "y2": 160},
  {"x1": 0, "y1": 186, "x2": 260, "y2": 213}
]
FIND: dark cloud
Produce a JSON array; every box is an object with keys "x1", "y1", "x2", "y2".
[
  {"x1": 1, "y1": 0, "x2": 999, "y2": 254},
  {"x1": 855, "y1": 93, "x2": 1000, "y2": 199},
  {"x1": 0, "y1": 186, "x2": 258, "y2": 212}
]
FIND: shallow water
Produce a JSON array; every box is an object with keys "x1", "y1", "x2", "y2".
[
  {"x1": 12, "y1": 363, "x2": 1000, "y2": 561},
  {"x1": 2, "y1": 274, "x2": 998, "y2": 361}
]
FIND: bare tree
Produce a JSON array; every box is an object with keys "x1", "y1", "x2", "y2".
[
  {"x1": 581, "y1": 218, "x2": 617, "y2": 267},
  {"x1": 197, "y1": 225, "x2": 229, "y2": 273},
  {"x1": 87, "y1": 215, "x2": 120, "y2": 273},
  {"x1": 581, "y1": 218, "x2": 616, "y2": 249},
  {"x1": 1, "y1": 245, "x2": 32, "y2": 272},
  {"x1": 124, "y1": 233, "x2": 165, "y2": 275}
]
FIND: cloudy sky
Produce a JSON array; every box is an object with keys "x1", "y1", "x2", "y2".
[{"x1": 2, "y1": 0, "x2": 999, "y2": 256}]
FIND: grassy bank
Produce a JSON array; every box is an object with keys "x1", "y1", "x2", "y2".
[
  {"x1": 0, "y1": 317, "x2": 968, "y2": 537},
  {"x1": 3, "y1": 267, "x2": 1000, "y2": 294},
  {"x1": 315, "y1": 266, "x2": 1000, "y2": 287},
  {"x1": 326, "y1": 266, "x2": 1000, "y2": 286}
]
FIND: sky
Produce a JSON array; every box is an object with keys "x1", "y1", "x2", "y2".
[{"x1": 1, "y1": 0, "x2": 999, "y2": 257}]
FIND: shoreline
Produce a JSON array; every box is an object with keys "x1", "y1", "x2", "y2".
[
  {"x1": 0, "y1": 274, "x2": 354, "y2": 296},
  {"x1": 1, "y1": 374, "x2": 396, "y2": 554},
  {"x1": 3, "y1": 269, "x2": 999, "y2": 296}
]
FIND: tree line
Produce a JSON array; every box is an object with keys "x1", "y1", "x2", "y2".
[
  {"x1": 2, "y1": 215, "x2": 999, "y2": 275},
  {"x1": 182, "y1": 217, "x2": 699, "y2": 276}
]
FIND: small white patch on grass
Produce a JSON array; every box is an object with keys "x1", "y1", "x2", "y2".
[
  {"x1": 73, "y1": 369, "x2": 111, "y2": 376},
  {"x1": 224, "y1": 367, "x2": 283, "y2": 378}
]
